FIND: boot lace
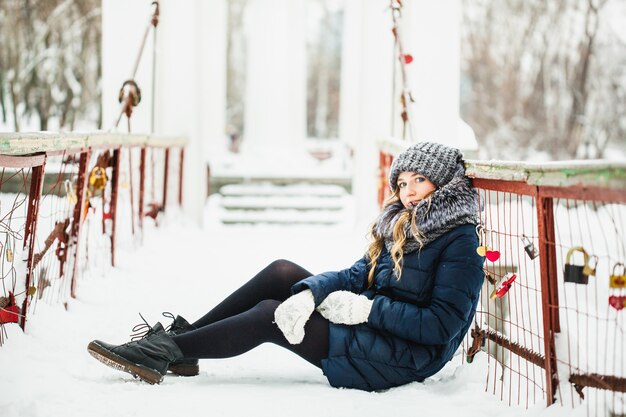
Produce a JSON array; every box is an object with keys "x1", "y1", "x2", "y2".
[
  {"x1": 130, "y1": 312, "x2": 153, "y2": 341},
  {"x1": 162, "y1": 311, "x2": 176, "y2": 332}
]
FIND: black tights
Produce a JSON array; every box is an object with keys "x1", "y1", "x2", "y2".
[{"x1": 171, "y1": 260, "x2": 330, "y2": 368}]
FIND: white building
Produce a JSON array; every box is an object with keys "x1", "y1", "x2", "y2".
[{"x1": 101, "y1": 0, "x2": 476, "y2": 228}]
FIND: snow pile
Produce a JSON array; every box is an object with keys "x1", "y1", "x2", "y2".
[{"x1": 0, "y1": 209, "x2": 591, "y2": 417}]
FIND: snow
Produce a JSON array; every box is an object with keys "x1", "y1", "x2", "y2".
[
  {"x1": 219, "y1": 196, "x2": 345, "y2": 210},
  {"x1": 2, "y1": 1, "x2": 623, "y2": 412},
  {"x1": 207, "y1": 182, "x2": 354, "y2": 225},
  {"x1": 219, "y1": 183, "x2": 347, "y2": 197},
  {"x1": 209, "y1": 144, "x2": 352, "y2": 181},
  {"x1": 0, "y1": 206, "x2": 591, "y2": 417}
]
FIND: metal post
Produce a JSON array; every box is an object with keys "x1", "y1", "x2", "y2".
[
  {"x1": 21, "y1": 157, "x2": 47, "y2": 329},
  {"x1": 178, "y1": 148, "x2": 184, "y2": 206},
  {"x1": 536, "y1": 194, "x2": 559, "y2": 406},
  {"x1": 70, "y1": 150, "x2": 91, "y2": 298},
  {"x1": 128, "y1": 148, "x2": 135, "y2": 235},
  {"x1": 162, "y1": 148, "x2": 170, "y2": 210},
  {"x1": 110, "y1": 148, "x2": 121, "y2": 266},
  {"x1": 139, "y1": 147, "x2": 146, "y2": 230}
]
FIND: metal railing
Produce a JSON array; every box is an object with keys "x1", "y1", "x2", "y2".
[{"x1": 0, "y1": 132, "x2": 187, "y2": 341}]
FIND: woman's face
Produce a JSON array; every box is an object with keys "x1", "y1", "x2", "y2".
[{"x1": 397, "y1": 171, "x2": 436, "y2": 209}]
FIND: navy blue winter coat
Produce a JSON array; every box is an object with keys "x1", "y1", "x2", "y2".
[{"x1": 291, "y1": 223, "x2": 484, "y2": 391}]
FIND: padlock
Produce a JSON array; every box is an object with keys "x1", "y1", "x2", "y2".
[
  {"x1": 89, "y1": 166, "x2": 108, "y2": 191},
  {"x1": 609, "y1": 295, "x2": 626, "y2": 311},
  {"x1": 484, "y1": 272, "x2": 496, "y2": 285},
  {"x1": 0, "y1": 291, "x2": 19, "y2": 323},
  {"x1": 490, "y1": 272, "x2": 517, "y2": 299},
  {"x1": 521, "y1": 235, "x2": 538, "y2": 260},
  {"x1": 563, "y1": 246, "x2": 590, "y2": 284},
  {"x1": 475, "y1": 225, "x2": 487, "y2": 257},
  {"x1": 485, "y1": 250, "x2": 500, "y2": 262},
  {"x1": 5, "y1": 248, "x2": 13, "y2": 263},
  {"x1": 609, "y1": 263, "x2": 626, "y2": 289},
  {"x1": 582, "y1": 255, "x2": 598, "y2": 277}
]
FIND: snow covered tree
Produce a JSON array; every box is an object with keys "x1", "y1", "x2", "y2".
[
  {"x1": 461, "y1": 0, "x2": 626, "y2": 160},
  {"x1": 305, "y1": 0, "x2": 342, "y2": 140},
  {"x1": 0, "y1": 0, "x2": 101, "y2": 131}
]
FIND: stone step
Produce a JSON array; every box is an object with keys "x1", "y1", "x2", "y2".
[
  {"x1": 208, "y1": 181, "x2": 353, "y2": 227},
  {"x1": 219, "y1": 182, "x2": 347, "y2": 198},
  {"x1": 220, "y1": 195, "x2": 346, "y2": 211},
  {"x1": 218, "y1": 207, "x2": 348, "y2": 225}
]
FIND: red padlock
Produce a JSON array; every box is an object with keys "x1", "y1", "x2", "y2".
[
  {"x1": 0, "y1": 292, "x2": 19, "y2": 324},
  {"x1": 609, "y1": 295, "x2": 626, "y2": 311},
  {"x1": 490, "y1": 273, "x2": 517, "y2": 299}
]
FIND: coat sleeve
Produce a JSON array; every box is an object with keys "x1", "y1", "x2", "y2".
[
  {"x1": 367, "y1": 232, "x2": 484, "y2": 345},
  {"x1": 291, "y1": 256, "x2": 370, "y2": 306}
]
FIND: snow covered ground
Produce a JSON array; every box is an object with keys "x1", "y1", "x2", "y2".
[{"x1": 0, "y1": 208, "x2": 587, "y2": 417}]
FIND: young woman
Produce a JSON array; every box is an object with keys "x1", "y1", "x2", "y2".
[{"x1": 88, "y1": 141, "x2": 485, "y2": 391}]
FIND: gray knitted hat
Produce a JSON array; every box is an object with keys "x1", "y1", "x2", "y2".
[{"x1": 388, "y1": 142, "x2": 463, "y2": 192}]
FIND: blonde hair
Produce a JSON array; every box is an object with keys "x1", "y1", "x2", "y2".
[{"x1": 366, "y1": 191, "x2": 432, "y2": 288}]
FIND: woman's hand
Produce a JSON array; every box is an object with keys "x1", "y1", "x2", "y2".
[
  {"x1": 274, "y1": 289, "x2": 315, "y2": 344},
  {"x1": 317, "y1": 291, "x2": 373, "y2": 325}
]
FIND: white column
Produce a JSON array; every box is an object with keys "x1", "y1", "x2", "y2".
[
  {"x1": 401, "y1": 0, "x2": 464, "y2": 148},
  {"x1": 343, "y1": 1, "x2": 394, "y2": 231},
  {"x1": 338, "y1": 1, "x2": 361, "y2": 152},
  {"x1": 155, "y1": 0, "x2": 227, "y2": 225},
  {"x1": 102, "y1": 0, "x2": 154, "y2": 132},
  {"x1": 242, "y1": 0, "x2": 307, "y2": 152},
  {"x1": 201, "y1": 1, "x2": 228, "y2": 158}
]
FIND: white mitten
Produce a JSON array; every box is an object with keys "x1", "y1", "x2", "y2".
[
  {"x1": 317, "y1": 291, "x2": 373, "y2": 325},
  {"x1": 274, "y1": 289, "x2": 315, "y2": 344}
]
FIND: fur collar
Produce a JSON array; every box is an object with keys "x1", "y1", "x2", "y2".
[{"x1": 373, "y1": 168, "x2": 479, "y2": 254}]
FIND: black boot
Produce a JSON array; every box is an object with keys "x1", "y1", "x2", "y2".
[
  {"x1": 88, "y1": 325, "x2": 184, "y2": 385},
  {"x1": 166, "y1": 315, "x2": 199, "y2": 376}
]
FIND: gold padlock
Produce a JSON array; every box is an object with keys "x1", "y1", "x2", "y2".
[
  {"x1": 582, "y1": 254, "x2": 598, "y2": 277},
  {"x1": 89, "y1": 166, "x2": 108, "y2": 191},
  {"x1": 610, "y1": 262, "x2": 626, "y2": 289},
  {"x1": 5, "y1": 248, "x2": 13, "y2": 263}
]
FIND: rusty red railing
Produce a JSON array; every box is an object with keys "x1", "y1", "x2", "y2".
[{"x1": 0, "y1": 132, "x2": 186, "y2": 340}]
